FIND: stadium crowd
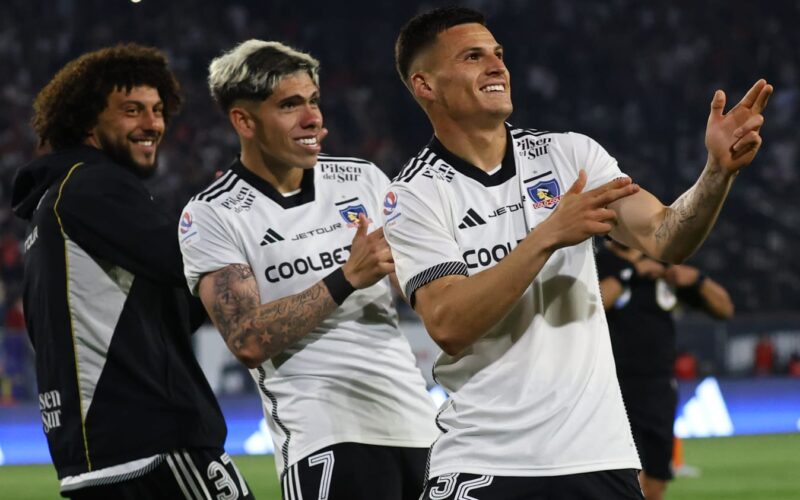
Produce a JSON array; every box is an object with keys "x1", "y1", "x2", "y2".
[{"x1": 1, "y1": 0, "x2": 798, "y2": 400}]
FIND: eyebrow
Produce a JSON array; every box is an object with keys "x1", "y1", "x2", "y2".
[
  {"x1": 118, "y1": 100, "x2": 163, "y2": 108},
  {"x1": 455, "y1": 44, "x2": 504, "y2": 58},
  {"x1": 276, "y1": 91, "x2": 320, "y2": 106}
]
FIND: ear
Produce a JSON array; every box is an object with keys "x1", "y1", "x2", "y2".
[
  {"x1": 83, "y1": 125, "x2": 100, "y2": 148},
  {"x1": 229, "y1": 107, "x2": 255, "y2": 139},
  {"x1": 410, "y1": 72, "x2": 434, "y2": 102}
]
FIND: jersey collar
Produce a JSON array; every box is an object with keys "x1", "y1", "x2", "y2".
[
  {"x1": 427, "y1": 124, "x2": 516, "y2": 187},
  {"x1": 230, "y1": 158, "x2": 316, "y2": 209}
]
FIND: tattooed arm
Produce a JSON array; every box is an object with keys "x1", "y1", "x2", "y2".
[
  {"x1": 607, "y1": 80, "x2": 772, "y2": 263},
  {"x1": 196, "y1": 214, "x2": 394, "y2": 368},
  {"x1": 198, "y1": 264, "x2": 338, "y2": 368}
]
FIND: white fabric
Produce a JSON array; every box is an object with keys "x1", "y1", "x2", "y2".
[
  {"x1": 180, "y1": 155, "x2": 438, "y2": 473},
  {"x1": 384, "y1": 127, "x2": 641, "y2": 478},
  {"x1": 60, "y1": 455, "x2": 161, "y2": 492}
]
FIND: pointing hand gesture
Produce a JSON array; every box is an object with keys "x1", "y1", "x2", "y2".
[
  {"x1": 705, "y1": 79, "x2": 773, "y2": 174},
  {"x1": 342, "y1": 214, "x2": 395, "y2": 289},
  {"x1": 538, "y1": 171, "x2": 639, "y2": 251}
]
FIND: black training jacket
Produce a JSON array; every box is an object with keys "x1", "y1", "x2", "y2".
[{"x1": 12, "y1": 146, "x2": 225, "y2": 479}]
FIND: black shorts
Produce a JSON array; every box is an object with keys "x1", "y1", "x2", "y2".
[
  {"x1": 618, "y1": 377, "x2": 678, "y2": 480},
  {"x1": 281, "y1": 442, "x2": 428, "y2": 500},
  {"x1": 65, "y1": 448, "x2": 253, "y2": 500},
  {"x1": 422, "y1": 469, "x2": 643, "y2": 500}
]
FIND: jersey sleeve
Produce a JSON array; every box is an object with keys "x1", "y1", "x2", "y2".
[
  {"x1": 367, "y1": 162, "x2": 392, "y2": 228},
  {"x1": 564, "y1": 132, "x2": 627, "y2": 190},
  {"x1": 383, "y1": 180, "x2": 468, "y2": 306},
  {"x1": 178, "y1": 201, "x2": 249, "y2": 295},
  {"x1": 56, "y1": 163, "x2": 186, "y2": 287}
]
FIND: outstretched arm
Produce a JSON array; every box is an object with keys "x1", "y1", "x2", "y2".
[
  {"x1": 415, "y1": 173, "x2": 638, "y2": 355},
  {"x1": 609, "y1": 79, "x2": 773, "y2": 263},
  {"x1": 198, "y1": 215, "x2": 393, "y2": 367}
]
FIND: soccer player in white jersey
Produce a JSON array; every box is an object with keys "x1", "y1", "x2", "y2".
[
  {"x1": 178, "y1": 40, "x2": 438, "y2": 500},
  {"x1": 386, "y1": 7, "x2": 772, "y2": 499}
]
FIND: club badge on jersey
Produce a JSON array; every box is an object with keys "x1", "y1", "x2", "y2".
[
  {"x1": 526, "y1": 178, "x2": 562, "y2": 210},
  {"x1": 336, "y1": 198, "x2": 370, "y2": 227}
]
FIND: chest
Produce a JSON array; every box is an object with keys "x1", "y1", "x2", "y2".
[{"x1": 234, "y1": 184, "x2": 378, "y2": 298}]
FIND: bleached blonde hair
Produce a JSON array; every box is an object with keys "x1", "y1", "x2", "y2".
[{"x1": 208, "y1": 39, "x2": 320, "y2": 111}]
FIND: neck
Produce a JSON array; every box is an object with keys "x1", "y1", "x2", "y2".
[
  {"x1": 240, "y1": 142, "x2": 304, "y2": 193},
  {"x1": 430, "y1": 116, "x2": 506, "y2": 171}
]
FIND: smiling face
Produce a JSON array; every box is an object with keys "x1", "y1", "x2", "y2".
[
  {"x1": 413, "y1": 23, "x2": 512, "y2": 125},
  {"x1": 246, "y1": 72, "x2": 323, "y2": 174},
  {"x1": 86, "y1": 85, "x2": 165, "y2": 175}
]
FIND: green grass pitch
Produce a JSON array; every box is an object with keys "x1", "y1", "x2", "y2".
[{"x1": 0, "y1": 434, "x2": 798, "y2": 499}]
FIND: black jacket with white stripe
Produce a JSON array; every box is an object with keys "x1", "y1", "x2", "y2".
[{"x1": 12, "y1": 146, "x2": 226, "y2": 479}]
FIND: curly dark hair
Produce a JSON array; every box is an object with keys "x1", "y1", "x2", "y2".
[{"x1": 32, "y1": 43, "x2": 182, "y2": 150}]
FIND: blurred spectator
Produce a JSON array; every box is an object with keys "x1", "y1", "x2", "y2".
[
  {"x1": 675, "y1": 350, "x2": 699, "y2": 381},
  {"x1": 1, "y1": 0, "x2": 797, "y2": 315},
  {"x1": 787, "y1": 352, "x2": 800, "y2": 377},
  {"x1": 753, "y1": 334, "x2": 775, "y2": 376}
]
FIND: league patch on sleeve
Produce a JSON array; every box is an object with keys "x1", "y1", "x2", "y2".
[
  {"x1": 383, "y1": 191, "x2": 401, "y2": 225},
  {"x1": 179, "y1": 210, "x2": 200, "y2": 244}
]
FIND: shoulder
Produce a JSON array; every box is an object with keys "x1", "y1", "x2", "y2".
[
  {"x1": 188, "y1": 169, "x2": 245, "y2": 207},
  {"x1": 390, "y1": 146, "x2": 453, "y2": 189},
  {"x1": 61, "y1": 157, "x2": 143, "y2": 195},
  {"x1": 508, "y1": 124, "x2": 577, "y2": 150},
  {"x1": 316, "y1": 153, "x2": 388, "y2": 184}
]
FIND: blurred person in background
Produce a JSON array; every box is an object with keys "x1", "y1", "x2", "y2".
[
  {"x1": 11, "y1": 44, "x2": 252, "y2": 499},
  {"x1": 179, "y1": 39, "x2": 437, "y2": 500},
  {"x1": 598, "y1": 238, "x2": 734, "y2": 500},
  {"x1": 753, "y1": 334, "x2": 775, "y2": 376}
]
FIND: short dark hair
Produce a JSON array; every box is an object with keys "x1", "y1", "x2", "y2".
[
  {"x1": 32, "y1": 43, "x2": 182, "y2": 150},
  {"x1": 395, "y1": 6, "x2": 486, "y2": 84}
]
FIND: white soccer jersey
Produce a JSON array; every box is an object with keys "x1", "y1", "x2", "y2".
[
  {"x1": 179, "y1": 155, "x2": 438, "y2": 473},
  {"x1": 384, "y1": 125, "x2": 641, "y2": 478}
]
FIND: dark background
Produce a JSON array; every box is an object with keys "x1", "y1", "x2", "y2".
[{"x1": 0, "y1": 0, "x2": 797, "y2": 359}]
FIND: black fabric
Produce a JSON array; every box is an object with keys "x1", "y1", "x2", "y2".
[
  {"x1": 322, "y1": 267, "x2": 356, "y2": 305},
  {"x1": 229, "y1": 157, "x2": 316, "y2": 209},
  {"x1": 619, "y1": 378, "x2": 677, "y2": 480},
  {"x1": 427, "y1": 125, "x2": 517, "y2": 187},
  {"x1": 65, "y1": 448, "x2": 253, "y2": 499},
  {"x1": 422, "y1": 469, "x2": 643, "y2": 500},
  {"x1": 596, "y1": 246, "x2": 677, "y2": 378},
  {"x1": 12, "y1": 147, "x2": 227, "y2": 479},
  {"x1": 285, "y1": 442, "x2": 428, "y2": 500},
  {"x1": 675, "y1": 275, "x2": 707, "y2": 310}
]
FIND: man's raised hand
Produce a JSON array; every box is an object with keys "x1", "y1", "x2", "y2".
[
  {"x1": 341, "y1": 213, "x2": 395, "y2": 289},
  {"x1": 705, "y1": 79, "x2": 772, "y2": 174},
  {"x1": 538, "y1": 171, "x2": 639, "y2": 251}
]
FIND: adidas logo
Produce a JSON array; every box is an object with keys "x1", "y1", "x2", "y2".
[
  {"x1": 673, "y1": 377, "x2": 734, "y2": 438},
  {"x1": 458, "y1": 208, "x2": 486, "y2": 229},
  {"x1": 260, "y1": 228, "x2": 284, "y2": 246}
]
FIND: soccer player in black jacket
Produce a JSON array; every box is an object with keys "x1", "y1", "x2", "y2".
[{"x1": 11, "y1": 44, "x2": 253, "y2": 499}]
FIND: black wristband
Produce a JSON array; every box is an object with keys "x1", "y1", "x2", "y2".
[
  {"x1": 323, "y1": 268, "x2": 356, "y2": 305},
  {"x1": 679, "y1": 273, "x2": 707, "y2": 305},
  {"x1": 690, "y1": 273, "x2": 707, "y2": 290}
]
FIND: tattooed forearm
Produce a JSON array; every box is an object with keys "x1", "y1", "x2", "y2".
[
  {"x1": 210, "y1": 264, "x2": 259, "y2": 342},
  {"x1": 654, "y1": 190, "x2": 700, "y2": 243},
  {"x1": 206, "y1": 264, "x2": 338, "y2": 366},
  {"x1": 654, "y1": 166, "x2": 734, "y2": 261}
]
